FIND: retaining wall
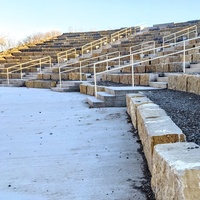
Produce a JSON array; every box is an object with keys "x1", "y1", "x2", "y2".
[
  {"x1": 168, "y1": 74, "x2": 200, "y2": 95},
  {"x1": 126, "y1": 93, "x2": 200, "y2": 200}
]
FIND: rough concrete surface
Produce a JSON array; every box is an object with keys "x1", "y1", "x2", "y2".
[{"x1": 0, "y1": 87, "x2": 150, "y2": 200}]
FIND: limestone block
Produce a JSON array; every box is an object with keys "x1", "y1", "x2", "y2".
[
  {"x1": 155, "y1": 64, "x2": 164, "y2": 72},
  {"x1": 126, "y1": 93, "x2": 145, "y2": 116},
  {"x1": 51, "y1": 73, "x2": 59, "y2": 80},
  {"x1": 50, "y1": 81, "x2": 57, "y2": 87},
  {"x1": 120, "y1": 74, "x2": 129, "y2": 84},
  {"x1": 42, "y1": 74, "x2": 51, "y2": 80},
  {"x1": 152, "y1": 142, "x2": 200, "y2": 200},
  {"x1": 137, "y1": 103, "x2": 185, "y2": 172},
  {"x1": 101, "y1": 74, "x2": 107, "y2": 81},
  {"x1": 168, "y1": 75, "x2": 178, "y2": 90},
  {"x1": 139, "y1": 74, "x2": 149, "y2": 86},
  {"x1": 82, "y1": 67, "x2": 89, "y2": 73},
  {"x1": 179, "y1": 54, "x2": 191, "y2": 62},
  {"x1": 97, "y1": 86, "x2": 105, "y2": 92},
  {"x1": 89, "y1": 67, "x2": 94, "y2": 74},
  {"x1": 25, "y1": 81, "x2": 34, "y2": 88},
  {"x1": 176, "y1": 74, "x2": 188, "y2": 92},
  {"x1": 145, "y1": 65, "x2": 156, "y2": 73},
  {"x1": 33, "y1": 80, "x2": 56, "y2": 88},
  {"x1": 87, "y1": 85, "x2": 95, "y2": 96},
  {"x1": 0, "y1": 57, "x2": 6, "y2": 63},
  {"x1": 33, "y1": 81, "x2": 42, "y2": 88},
  {"x1": 52, "y1": 68, "x2": 59, "y2": 73},
  {"x1": 11, "y1": 73, "x2": 21, "y2": 79},
  {"x1": 37, "y1": 73, "x2": 43, "y2": 79},
  {"x1": 133, "y1": 74, "x2": 140, "y2": 85},
  {"x1": 151, "y1": 59, "x2": 159, "y2": 65},
  {"x1": 106, "y1": 74, "x2": 112, "y2": 82},
  {"x1": 111, "y1": 74, "x2": 120, "y2": 83},
  {"x1": 122, "y1": 66, "x2": 131, "y2": 73},
  {"x1": 192, "y1": 53, "x2": 200, "y2": 62},
  {"x1": 130, "y1": 97, "x2": 153, "y2": 129},
  {"x1": 187, "y1": 75, "x2": 200, "y2": 95},
  {"x1": 61, "y1": 73, "x2": 69, "y2": 80},
  {"x1": 79, "y1": 84, "x2": 88, "y2": 94},
  {"x1": 136, "y1": 66, "x2": 145, "y2": 73}
]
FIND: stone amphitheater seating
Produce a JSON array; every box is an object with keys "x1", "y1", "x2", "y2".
[
  {"x1": 1, "y1": 20, "x2": 200, "y2": 199},
  {"x1": 0, "y1": 20, "x2": 200, "y2": 90}
]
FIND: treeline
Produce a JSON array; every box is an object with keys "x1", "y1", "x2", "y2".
[{"x1": 0, "y1": 30, "x2": 62, "y2": 52}]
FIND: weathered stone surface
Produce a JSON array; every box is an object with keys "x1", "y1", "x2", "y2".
[
  {"x1": 111, "y1": 74, "x2": 120, "y2": 83},
  {"x1": 137, "y1": 103, "x2": 186, "y2": 172},
  {"x1": 129, "y1": 96, "x2": 152, "y2": 129},
  {"x1": 101, "y1": 74, "x2": 107, "y2": 81},
  {"x1": 61, "y1": 73, "x2": 69, "y2": 80},
  {"x1": 25, "y1": 80, "x2": 56, "y2": 88},
  {"x1": 42, "y1": 74, "x2": 51, "y2": 80},
  {"x1": 126, "y1": 93, "x2": 145, "y2": 116},
  {"x1": 133, "y1": 74, "x2": 140, "y2": 85},
  {"x1": 51, "y1": 73, "x2": 59, "y2": 80},
  {"x1": 176, "y1": 74, "x2": 188, "y2": 92},
  {"x1": 97, "y1": 86, "x2": 105, "y2": 92},
  {"x1": 37, "y1": 73, "x2": 43, "y2": 79},
  {"x1": 152, "y1": 142, "x2": 200, "y2": 200},
  {"x1": 168, "y1": 75, "x2": 178, "y2": 90},
  {"x1": 187, "y1": 75, "x2": 200, "y2": 95},
  {"x1": 25, "y1": 81, "x2": 34, "y2": 88},
  {"x1": 87, "y1": 85, "x2": 95, "y2": 96},
  {"x1": 120, "y1": 74, "x2": 129, "y2": 84},
  {"x1": 145, "y1": 65, "x2": 156, "y2": 73},
  {"x1": 11, "y1": 73, "x2": 21, "y2": 79},
  {"x1": 139, "y1": 74, "x2": 149, "y2": 86},
  {"x1": 80, "y1": 84, "x2": 88, "y2": 94}
]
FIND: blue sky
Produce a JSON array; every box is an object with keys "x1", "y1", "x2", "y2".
[{"x1": 0, "y1": 0, "x2": 199, "y2": 41}]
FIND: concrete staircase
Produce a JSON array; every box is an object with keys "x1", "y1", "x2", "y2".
[
  {"x1": 0, "y1": 79, "x2": 25, "y2": 87},
  {"x1": 51, "y1": 81, "x2": 91, "y2": 92},
  {"x1": 86, "y1": 86, "x2": 162, "y2": 108},
  {"x1": 149, "y1": 74, "x2": 168, "y2": 89},
  {"x1": 185, "y1": 62, "x2": 200, "y2": 73}
]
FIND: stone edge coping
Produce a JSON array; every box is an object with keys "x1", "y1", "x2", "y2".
[{"x1": 126, "y1": 93, "x2": 200, "y2": 199}]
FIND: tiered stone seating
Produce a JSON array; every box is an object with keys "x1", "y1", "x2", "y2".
[{"x1": 1, "y1": 19, "x2": 200, "y2": 89}]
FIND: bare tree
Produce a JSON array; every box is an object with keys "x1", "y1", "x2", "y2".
[{"x1": 22, "y1": 30, "x2": 62, "y2": 45}]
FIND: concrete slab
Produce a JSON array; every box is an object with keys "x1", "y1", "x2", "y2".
[
  {"x1": 0, "y1": 87, "x2": 147, "y2": 200},
  {"x1": 105, "y1": 86, "x2": 163, "y2": 96}
]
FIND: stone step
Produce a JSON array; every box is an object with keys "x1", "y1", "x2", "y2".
[
  {"x1": 51, "y1": 86, "x2": 78, "y2": 92},
  {"x1": 86, "y1": 96, "x2": 105, "y2": 108},
  {"x1": 157, "y1": 76, "x2": 168, "y2": 82},
  {"x1": 104, "y1": 86, "x2": 160, "y2": 96},
  {"x1": 185, "y1": 63, "x2": 200, "y2": 73},
  {"x1": 87, "y1": 86, "x2": 163, "y2": 108},
  {"x1": 149, "y1": 81, "x2": 168, "y2": 89},
  {"x1": 0, "y1": 79, "x2": 25, "y2": 87}
]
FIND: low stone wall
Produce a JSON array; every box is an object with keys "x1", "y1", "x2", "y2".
[
  {"x1": 101, "y1": 73, "x2": 149, "y2": 86},
  {"x1": 25, "y1": 80, "x2": 57, "y2": 88},
  {"x1": 80, "y1": 82, "x2": 105, "y2": 96},
  {"x1": 126, "y1": 93, "x2": 200, "y2": 199},
  {"x1": 168, "y1": 74, "x2": 200, "y2": 95},
  {"x1": 37, "y1": 72, "x2": 86, "y2": 81}
]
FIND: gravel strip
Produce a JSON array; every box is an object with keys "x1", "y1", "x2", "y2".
[{"x1": 143, "y1": 89, "x2": 200, "y2": 146}]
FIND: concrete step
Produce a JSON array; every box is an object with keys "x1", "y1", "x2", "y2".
[
  {"x1": 157, "y1": 76, "x2": 168, "y2": 82},
  {"x1": 86, "y1": 96, "x2": 105, "y2": 108},
  {"x1": 149, "y1": 82, "x2": 168, "y2": 89},
  {"x1": 87, "y1": 86, "x2": 163, "y2": 108},
  {"x1": 104, "y1": 86, "x2": 160, "y2": 96},
  {"x1": 51, "y1": 86, "x2": 78, "y2": 92},
  {"x1": 51, "y1": 81, "x2": 91, "y2": 92},
  {"x1": 185, "y1": 63, "x2": 200, "y2": 73},
  {"x1": 0, "y1": 79, "x2": 25, "y2": 87}
]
